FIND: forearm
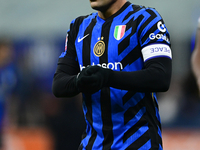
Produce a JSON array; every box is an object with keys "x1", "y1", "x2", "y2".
[
  {"x1": 52, "y1": 57, "x2": 80, "y2": 98},
  {"x1": 52, "y1": 72, "x2": 79, "y2": 98},
  {"x1": 108, "y1": 57, "x2": 172, "y2": 92}
]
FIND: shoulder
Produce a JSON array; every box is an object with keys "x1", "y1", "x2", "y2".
[
  {"x1": 70, "y1": 12, "x2": 98, "y2": 28},
  {"x1": 136, "y1": 6, "x2": 164, "y2": 26},
  {"x1": 140, "y1": 6, "x2": 162, "y2": 18},
  {"x1": 128, "y1": 3, "x2": 162, "y2": 19}
]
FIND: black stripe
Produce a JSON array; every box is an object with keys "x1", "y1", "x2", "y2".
[
  {"x1": 123, "y1": 95, "x2": 148, "y2": 143},
  {"x1": 105, "y1": 1, "x2": 131, "y2": 22},
  {"x1": 101, "y1": 88, "x2": 113, "y2": 150},
  {"x1": 122, "y1": 5, "x2": 144, "y2": 22},
  {"x1": 152, "y1": 95, "x2": 162, "y2": 128},
  {"x1": 118, "y1": 15, "x2": 143, "y2": 67},
  {"x1": 141, "y1": 21, "x2": 158, "y2": 45},
  {"x1": 125, "y1": 130, "x2": 150, "y2": 150},
  {"x1": 123, "y1": 112, "x2": 147, "y2": 143},
  {"x1": 145, "y1": 93, "x2": 163, "y2": 148},
  {"x1": 72, "y1": 16, "x2": 86, "y2": 41},
  {"x1": 80, "y1": 130, "x2": 87, "y2": 143},
  {"x1": 66, "y1": 16, "x2": 86, "y2": 61},
  {"x1": 118, "y1": 18, "x2": 137, "y2": 55},
  {"x1": 100, "y1": 20, "x2": 114, "y2": 150},
  {"x1": 84, "y1": 94, "x2": 97, "y2": 150},
  {"x1": 138, "y1": 9, "x2": 158, "y2": 44},
  {"x1": 82, "y1": 17, "x2": 97, "y2": 66},
  {"x1": 118, "y1": 14, "x2": 144, "y2": 69},
  {"x1": 124, "y1": 95, "x2": 145, "y2": 125},
  {"x1": 78, "y1": 143, "x2": 83, "y2": 150},
  {"x1": 138, "y1": 9, "x2": 157, "y2": 37},
  {"x1": 120, "y1": 44, "x2": 142, "y2": 68},
  {"x1": 122, "y1": 91, "x2": 137, "y2": 105},
  {"x1": 82, "y1": 17, "x2": 97, "y2": 149}
]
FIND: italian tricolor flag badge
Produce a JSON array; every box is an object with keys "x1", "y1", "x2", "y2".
[{"x1": 114, "y1": 25, "x2": 126, "y2": 40}]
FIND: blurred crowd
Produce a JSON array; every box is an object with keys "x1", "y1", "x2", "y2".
[
  {"x1": 0, "y1": 25, "x2": 200, "y2": 149},
  {"x1": 0, "y1": 36, "x2": 85, "y2": 150}
]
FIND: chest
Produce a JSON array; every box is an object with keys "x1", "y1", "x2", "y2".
[{"x1": 75, "y1": 17, "x2": 143, "y2": 71}]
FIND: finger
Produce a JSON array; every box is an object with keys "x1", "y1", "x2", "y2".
[
  {"x1": 85, "y1": 66, "x2": 100, "y2": 75},
  {"x1": 80, "y1": 75, "x2": 98, "y2": 84}
]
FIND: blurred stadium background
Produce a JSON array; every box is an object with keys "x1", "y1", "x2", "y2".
[{"x1": 0, "y1": 0, "x2": 200, "y2": 149}]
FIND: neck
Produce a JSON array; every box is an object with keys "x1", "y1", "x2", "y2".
[{"x1": 98, "y1": 0, "x2": 127, "y2": 20}]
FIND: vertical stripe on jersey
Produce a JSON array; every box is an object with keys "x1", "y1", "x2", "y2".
[
  {"x1": 84, "y1": 95, "x2": 97, "y2": 150},
  {"x1": 100, "y1": 21, "x2": 114, "y2": 150},
  {"x1": 145, "y1": 93, "x2": 163, "y2": 148},
  {"x1": 81, "y1": 17, "x2": 97, "y2": 149},
  {"x1": 82, "y1": 17, "x2": 97, "y2": 66}
]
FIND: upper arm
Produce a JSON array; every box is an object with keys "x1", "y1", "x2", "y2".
[
  {"x1": 57, "y1": 19, "x2": 80, "y2": 75},
  {"x1": 138, "y1": 8, "x2": 172, "y2": 63}
]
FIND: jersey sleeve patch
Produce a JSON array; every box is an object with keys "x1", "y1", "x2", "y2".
[{"x1": 141, "y1": 44, "x2": 172, "y2": 62}]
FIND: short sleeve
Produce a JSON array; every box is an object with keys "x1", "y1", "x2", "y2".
[
  {"x1": 138, "y1": 8, "x2": 172, "y2": 62},
  {"x1": 59, "y1": 19, "x2": 78, "y2": 62}
]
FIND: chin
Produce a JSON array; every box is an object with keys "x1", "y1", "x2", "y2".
[
  {"x1": 90, "y1": 2, "x2": 99, "y2": 9},
  {"x1": 90, "y1": 3, "x2": 107, "y2": 11}
]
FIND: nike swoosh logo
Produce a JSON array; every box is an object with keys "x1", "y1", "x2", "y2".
[{"x1": 78, "y1": 34, "x2": 89, "y2": 42}]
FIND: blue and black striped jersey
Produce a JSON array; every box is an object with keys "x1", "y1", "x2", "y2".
[{"x1": 59, "y1": 1, "x2": 171, "y2": 150}]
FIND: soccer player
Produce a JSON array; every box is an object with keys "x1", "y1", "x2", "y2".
[
  {"x1": 52, "y1": 0, "x2": 172, "y2": 149},
  {"x1": 191, "y1": 17, "x2": 200, "y2": 94}
]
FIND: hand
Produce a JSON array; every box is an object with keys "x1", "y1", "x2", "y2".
[{"x1": 76, "y1": 65, "x2": 112, "y2": 94}]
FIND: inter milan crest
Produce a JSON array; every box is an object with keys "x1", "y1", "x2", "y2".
[
  {"x1": 114, "y1": 25, "x2": 126, "y2": 40},
  {"x1": 93, "y1": 37, "x2": 105, "y2": 57}
]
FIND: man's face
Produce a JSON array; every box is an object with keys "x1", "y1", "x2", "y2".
[{"x1": 89, "y1": 0, "x2": 117, "y2": 11}]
